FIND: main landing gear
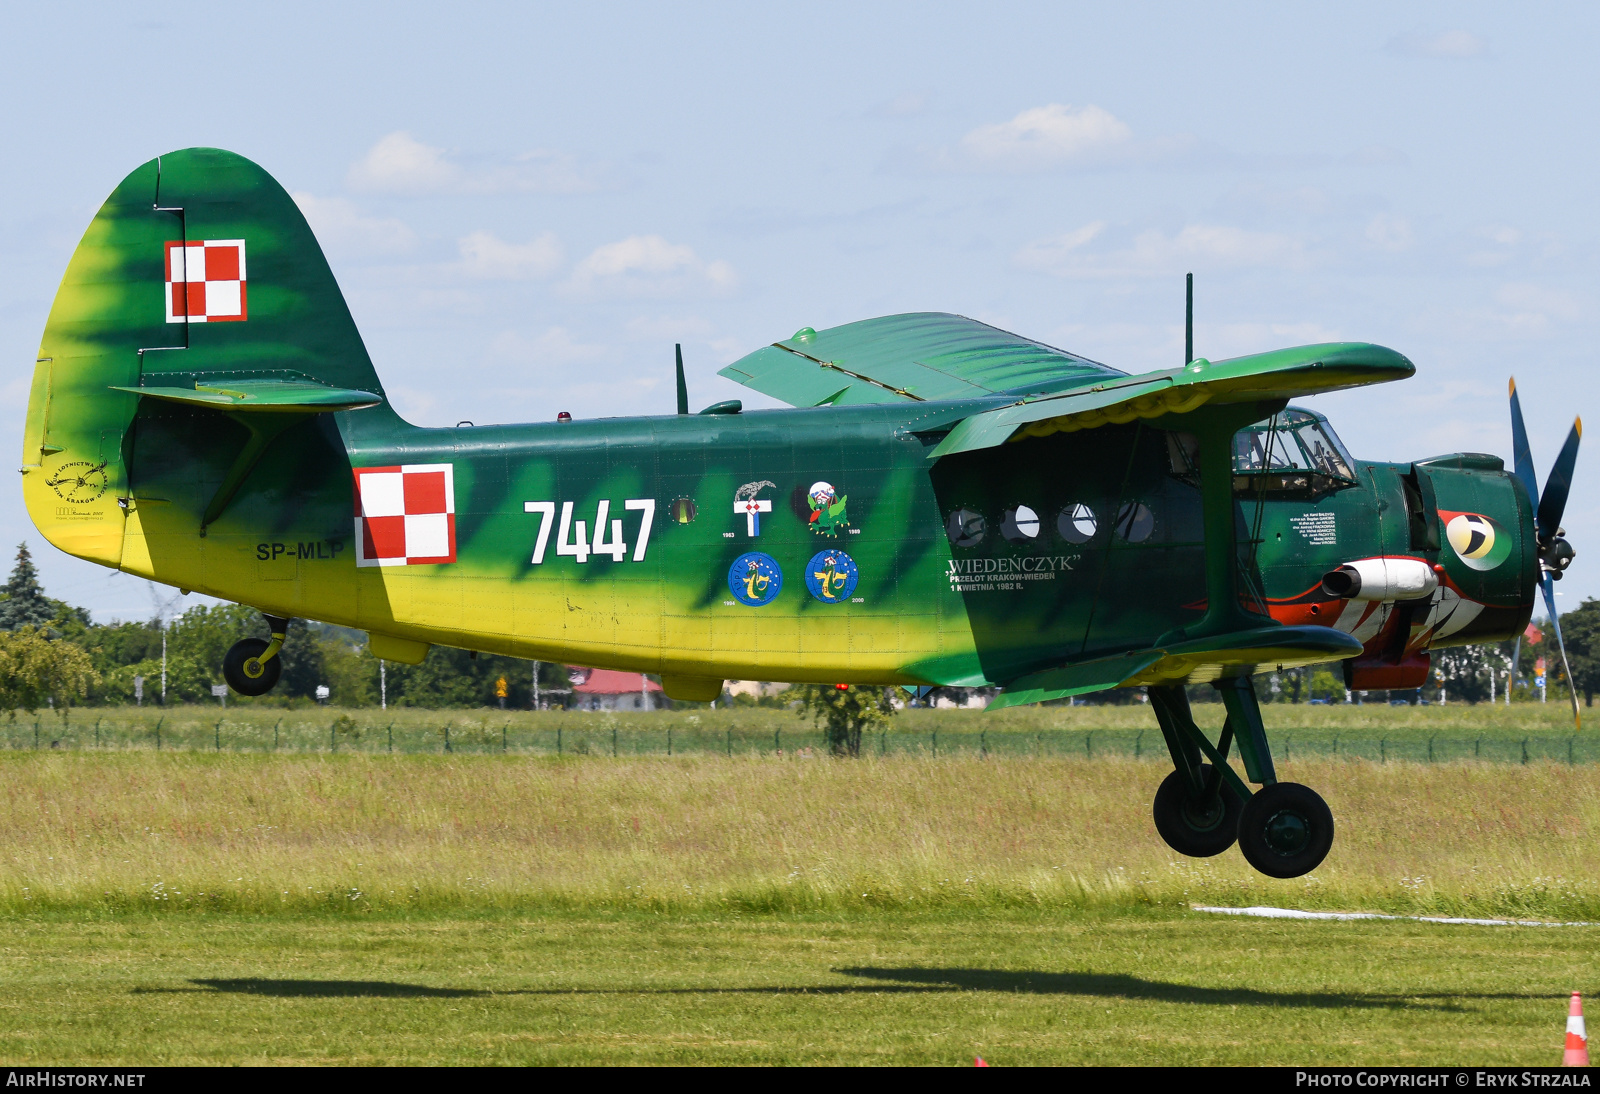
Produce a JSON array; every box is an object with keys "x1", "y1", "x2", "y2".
[
  {"x1": 222, "y1": 614, "x2": 290, "y2": 696},
  {"x1": 1148, "y1": 678, "x2": 1334, "y2": 879}
]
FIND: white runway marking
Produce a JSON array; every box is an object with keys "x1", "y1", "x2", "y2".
[{"x1": 1193, "y1": 905, "x2": 1598, "y2": 927}]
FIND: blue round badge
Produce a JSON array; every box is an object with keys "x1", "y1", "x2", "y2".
[
  {"x1": 804, "y1": 549, "x2": 859, "y2": 603},
  {"x1": 728, "y1": 552, "x2": 783, "y2": 606}
]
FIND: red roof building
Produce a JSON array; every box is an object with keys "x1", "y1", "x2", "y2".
[{"x1": 569, "y1": 668, "x2": 663, "y2": 711}]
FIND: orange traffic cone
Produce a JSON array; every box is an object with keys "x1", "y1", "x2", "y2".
[
  {"x1": 974, "y1": 1057, "x2": 988, "y2": 1067},
  {"x1": 1565, "y1": 992, "x2": 1589, "y2": 1066}
]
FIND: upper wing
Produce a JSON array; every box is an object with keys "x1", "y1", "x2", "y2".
[
  {"x1": 717, "y1": 312, "x2": 1124, "y2": 407},
  {"x1": 928, "y1": 341, "x2": 1415, "y2": 460}
]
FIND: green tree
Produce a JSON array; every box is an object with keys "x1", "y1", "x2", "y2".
[
  {"x1": 0, "y1": 544, "x2": 58, "y2": 632},
  {"x1": 0, "y1": 627, "x2": 99, "y2": 717},
  {"x1": 791, "y1": 683, "x2": 901, "y2": 757},
  {"x1": 1558, "y1": 599, "x2": 1600, "y2": 706}
]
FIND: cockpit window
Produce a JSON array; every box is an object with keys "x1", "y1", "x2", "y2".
[{"x1": 1233, "y1": 409, "x2": 1356, "y2": 481}]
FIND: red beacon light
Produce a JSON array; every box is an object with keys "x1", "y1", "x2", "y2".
[
  {"x1": 834, "y1": 683, "x2": 849, "y2": 691},
  {"x1": 557, "y1": 411, "x2": 572, "y2": 423}
]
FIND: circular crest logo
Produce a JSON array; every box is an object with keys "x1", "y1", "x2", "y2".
[
  {"x1": 728, "y1": 552, "x2": 783, "y2": 606},
  {"x1": 805, "y1": 550, "x2": 859, "y2": 603},
  {"x1": 1444, "y1": 512, "x2": 1511, "y2": 571}
]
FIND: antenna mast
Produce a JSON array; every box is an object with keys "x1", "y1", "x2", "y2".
[{"x1": 1185, "y1": 272, "x2": 1194, "y2": 365}]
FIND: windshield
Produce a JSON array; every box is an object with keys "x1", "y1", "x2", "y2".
[{"x1": 1232, "y1": 409, "x2": 1356, "y2": 480}]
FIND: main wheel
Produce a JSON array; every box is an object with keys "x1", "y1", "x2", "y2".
[
  {"x1": 223, "y1": 637, "x2": 282, "y2": 696},
  {"x1": 1152, "y1": 765, "x2": 1244, "y2": 857},
  {"x1": 1236, "y1": 782, "x2": 1334, "y2": 878}
]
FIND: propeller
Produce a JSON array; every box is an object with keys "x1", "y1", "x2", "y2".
[{"x1": 1509, "y1": 378, "x2": 1583, "y2": 728}]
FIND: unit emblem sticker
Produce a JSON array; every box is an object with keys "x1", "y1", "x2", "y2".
[
  {"x1": 1442, "y1": 511, "x2": 1511, "y2": 571},
  {"x1": 807, "y1": 481, "x2": 849, "y2": 536},
  {"x1": 734, "y1": 480, "x2": 776, "y2": 536},
  {"x1": 728, "y1": 552, "x2": 783, "y2": 606},
  {"x1": 45, "y1": 461, "x2": 110, "y2": 504},
  {"x1": 354, "y1": 464, "x2": 456, "y2": 566},
  {"x1": 805, "y1": 550, "x2": 859, "y2": 603},
  {"x1": 165, "y1": 240, "x2": 248, "y2": 323}
]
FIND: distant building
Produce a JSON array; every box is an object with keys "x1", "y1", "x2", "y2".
[{"x1": 568, "y1": 668, "x2": 663, "y2": 711}]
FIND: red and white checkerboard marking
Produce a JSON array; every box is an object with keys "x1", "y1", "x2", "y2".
[
  {"x1": 165, "y1": 239, "x2": 248, "y2": 323},
  {"x1": 354, "y1": 464, "x2": 456, "y2": 567}
]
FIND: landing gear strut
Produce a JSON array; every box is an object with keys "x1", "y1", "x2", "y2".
[
  {"x1": 223, "y1": 614, "x2": 290, "y2": 696},
  {"x1": 1148, "y1": 677, "x2": 1333, "y2": 878}
]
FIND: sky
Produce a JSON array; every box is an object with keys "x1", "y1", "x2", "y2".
[{"x1": 2, "y1": 2, "x2": 1597, "y2": 622}]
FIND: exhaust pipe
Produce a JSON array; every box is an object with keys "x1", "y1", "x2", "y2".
[{"x1": 1321, "y1": 557, "x2": 1438, "y2": 601}]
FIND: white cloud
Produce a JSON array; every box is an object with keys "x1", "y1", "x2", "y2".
[
  {"x1": 570, "y1": 235, "x2": 736, "y2": 296},
  {"x1": 958, "y1": 103, "x2": 1132, "y2": 169},
  {"x1": 1364, "y1": 214, "x2": 1414, "y2": 253},
  {"x1": 488, "y1": 327, "x2": 609, "y2": 367},
  {"x1": 347, "y1": 131, "x2": 601, "y2": 195},
  {"x1": 455, "y1": 230, "x2": 564, "y2": 279},
  {"x1": 291, "y1": 192, "x2": 416, "y2": 255},
  {"x1": 1385, "y1": 30, "x2": 1487, "y2": 58},
  {"x1": 624, "y1": 315, "x2": 714, "y2": 341},
  {"x1": 1015, "y1": 222, "x2": 1307, "y2": 278}
]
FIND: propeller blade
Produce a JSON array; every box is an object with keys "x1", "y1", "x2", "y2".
[
  {"x1": 1536, "y1": 417, "x2": 1583, "y2": 544},
  {"x1": 1509, "y1": 378, "x2": 1541, "y2": 510},
  {"x1": 1542, "y1": 573, "x2": 1581, "y2": 731}
]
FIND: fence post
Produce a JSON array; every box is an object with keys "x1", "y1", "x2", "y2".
[
  {"x1": 387, "y1": 723, "x2": 393, "y2": 753},
  {"x1": 503, "y1": 724, "x2": 508, "y2": 753},
  {"x1": 774, "y1": 727, "x2": 780, "y2": 754},
  {"x1": 445, "y1": 725, "x2": 451, "y2": 753},
  {"x1": 34, "y1": 720, "x2": 39, "y2": 750},
  {"x1": 1380, "y1": 738, "x2": 1385, "y2": 763},
  {"x1": 1427, "y1": 735, "x2": 1434, "y2": 763},
  {"x1": 1522, "y1": 737, "x2": 1529, "y2": 765},
  {"x1": 727, "y1": 727, "x2": 732, "y2": 758},
  {"x1": 94, "y1": 719, "x2": 101, "y2": 749},
  {"x1": 1135, "y1": 730, "x2": 1142, "y2": 759},
  {"x1": 557, "y1": 726, "x2": 562, "y2": 755},
  {"x1": 274, "y1": 719, "x2": 281, "y2": 751},
  {"x1": 155, "y1": 718, "x2": 162, "y2": 751},
  {"x1": 329, "y1": 721, "x2": 335, "y2": 752},
  {"x1": 932, "y1": 730, "x2": 937, "y2": 758},
  {"x1": 667, "y1": 727, "x2": 672, "y2": 756},
  {"x1": 1285, "y1": 736, "x2": 1290, "y2": 763},
  {"x1": 1333, "y1": 735, "x2": 1338, "y2": 758},
  {"x1": 217, "y1": 720, "x2": 223, "y2": 752},
  {"x1": 613, "y1": 726, "x2": 618, "y2": 758},
  {"x1": 1475, "y1": 736, "x2": 1481, "y2": 759},
  {"x1": 1086, "y1": 730, "x2": 1092, "y2": 760},
  {"x1": 880, "y1": 730, "x2": 886, "y2": 756},
  {"x1": 981, "y1": 729, "x2": 988, "y2": 759}
]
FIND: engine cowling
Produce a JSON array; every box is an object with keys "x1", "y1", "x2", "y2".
[{"x1": 1321, "y1": 557, "x2": 1438, "y2": 602}]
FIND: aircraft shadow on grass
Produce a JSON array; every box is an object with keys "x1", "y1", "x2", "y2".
[
  {"x1": 130, "y1": 972, "x2": 1545, "y2": 1010},
  {"x1": 833, "y1": 969, "x2": 1547, "y2": 1010}
]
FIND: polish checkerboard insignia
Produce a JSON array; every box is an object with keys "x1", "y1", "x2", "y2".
[
  {"x1": 354, "y1": 464, "x2": 457, "y2": 566},
  {"x1": 164, "y1": 239, "x2": 248, "y2": 323}
]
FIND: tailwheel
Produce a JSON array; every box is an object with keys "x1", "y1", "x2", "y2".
[
  {"x1": 1236, "y1": 782, "x2": 1334, "y2": 878},
  {"x1": 1152, "y1": 764, "x2": 1243, "y2": 857},
  {"x1": 222, "y1": 615, "x2": 290, "y2": 696}
]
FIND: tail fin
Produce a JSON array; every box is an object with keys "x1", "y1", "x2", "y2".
[{"x1": 24, "y1": 147, "x2": 388, "y2": 567}]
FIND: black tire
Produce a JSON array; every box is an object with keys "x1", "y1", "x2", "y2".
[
  {"x1": 1152, "y1": 764, "x2": 1244, "y2": 857},
  {"x1": 223, "y1": 637, "x2": 281, "y2": 696},
  {"x1": 1237, "y1": 782, "x2": 1334, "y2": 879}
]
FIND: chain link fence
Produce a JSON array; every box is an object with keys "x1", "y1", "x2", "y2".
[{"x1": 2, "y1": 715, "x2": 1596, "y2": 764}]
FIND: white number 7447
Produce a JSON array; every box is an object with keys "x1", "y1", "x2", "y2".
[{"x1": 523, "y1": 499, "x2": 656, "y2": 564}]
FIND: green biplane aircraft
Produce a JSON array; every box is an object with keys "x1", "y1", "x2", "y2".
[{"x1": 23, "y1": 148, "x2": 1582, "y2": 878}]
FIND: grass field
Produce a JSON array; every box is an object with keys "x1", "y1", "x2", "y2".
[
  {"x1": 2, "y1": 746, "x2": 1597, "y2": 1064},
  {"x1": 5, "y1": 701, "x2": 1595, "y2": 763}
]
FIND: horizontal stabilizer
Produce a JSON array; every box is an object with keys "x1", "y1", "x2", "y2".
[
  {"x1": 110, "y1": 379, "x2": 382, "y2": 413},
  {"x1": 931, "y1": 342, "x2": 1413, "y2": 460},
  {"x1": 990, "y1": 625, "x2": 1364, "y2": 710}
]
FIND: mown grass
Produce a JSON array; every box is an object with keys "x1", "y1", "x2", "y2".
[
  {"x1": 1, "y1": 910, "x2": 1594, "y2": 1065},
  {"x1": 3, "y1": 751, "x2": 1598, "y2": 921}
]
